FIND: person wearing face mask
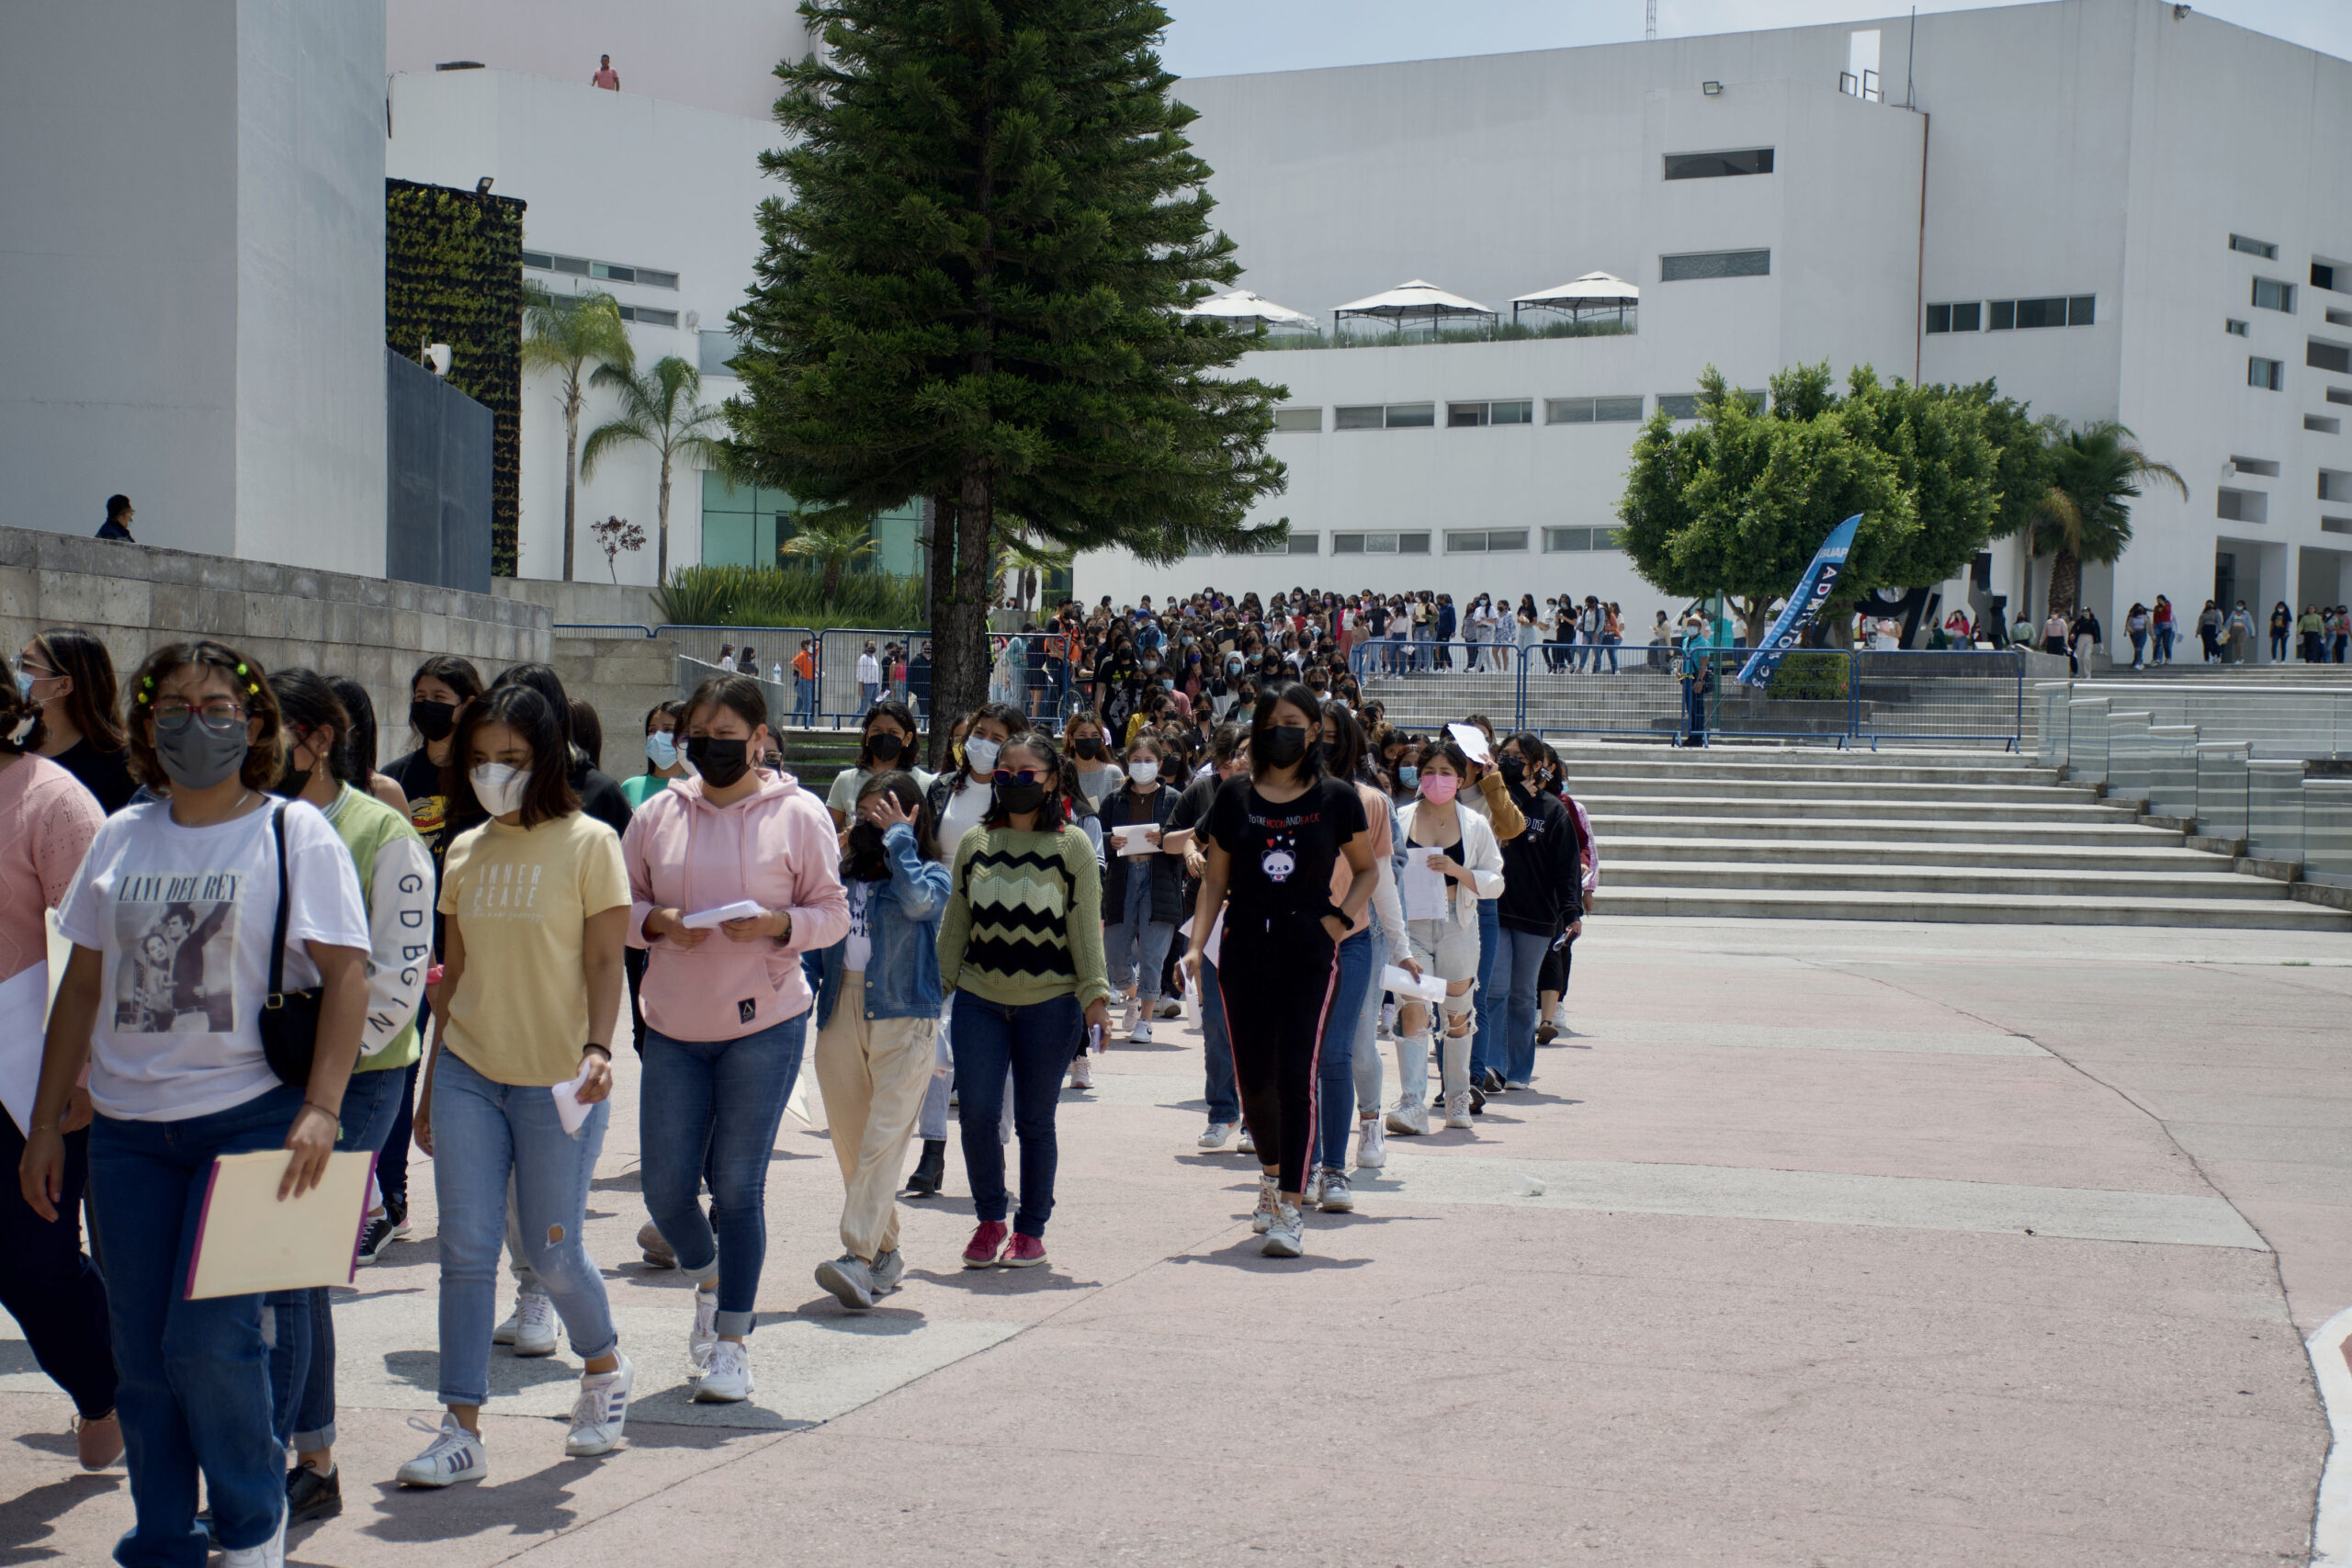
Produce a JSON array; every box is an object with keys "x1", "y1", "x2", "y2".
[
  {"x1": 856, "y1": 642, "x2": 883, "y2": 710},
  {"x1": 253, "y1": 670, "x2": 432, "y2": 1527},
  {"x1": 1181, "y1": 685, "x2": 1376, "y2": 1258},
  {"x1": 1387, "y1": 739, "x2": 1504, "y2": 1133},
  {"x1": 826, "y1": 700, "x2": 930, "y2": 831},
  {"x1": 623, "y1": 702, "x2": 689, "y2": 809},
  {"x1": 924, "y1": 704, "x2": 1028, "y2": 866},
  {"x1": 935, "y1": 735, "x2": 1111, "y2": 1267},
  {"x1": 17, "y1": 627, "x2": 139, "y2": 814},
  {"x1": 1099, "y1": 735, "x2": 1182, "y2": 1051},
  {"x1": 1482, "y1": 733, "x2": 1582, "y2": 1096},
  {"x1": 23, "y1": 639, "x2": 372, "y2": 1568},
  {"x1": 405, "y1": 684, "x2": 633, "y2": 1484},
  {"x1": 621, "y1": 675, "x2": 849, "y2": 1401},
  {"x1": 1062, "y1": 712, "x2": 1125, "y2": 809},
  {"x1": 490, "y1": 664, "x2": 634, "y2": 843},
  {"x1": 808, "y1": 771, "x2": 948, "y2": 1308},
  {"x1": 1161, "y1": 725, "x2": 1249, "y2": 1149}
]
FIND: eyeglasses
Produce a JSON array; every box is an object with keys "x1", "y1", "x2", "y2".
[{"x1": 152, "y1": 698, "x2": 245, "y2": 733}]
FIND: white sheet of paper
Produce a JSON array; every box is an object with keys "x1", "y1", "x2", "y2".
[
  {"x1": 0, "y1": 961, "x2": 46, "y2": 1138},
  {"x1": 786, "y1": 1057, "x2": 815, "y2": 1126},
  {"x1": 682, "y1": 899, "x2": 766, "y2": 930},
  {"x1": 1446, "y1": 723, "x2": 1492, "y2": 766},
  {"x1": 1111, "y1": 824, "x2": 1158, "y2": 856},
  {"x1": 549, "y1": 1059, "x2": 595, "y2": 1136},
  {"x1": 186, "y1": 1150, "x2": 375, "y2": 1299},
  {"x1": 1382, "y1": 964, "x2": 1447, "y2": 1004},
  {"x1": 1400, "y1": 853, "x2": 1451, "y2": 922}
]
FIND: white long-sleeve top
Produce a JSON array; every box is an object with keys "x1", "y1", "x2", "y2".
[{"x1": 1396, "y1": 799, "x2": 1506, "y2": 931}]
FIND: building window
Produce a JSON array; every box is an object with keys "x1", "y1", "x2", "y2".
[
  {"x1": 1925, "y1": 301, "x2": 1982, "y2": 333},
  {"x1": 2232, "y1": 234, "x2": 2279, "y2": 259},
  {"x1": 2322, "y1": 470, "x2": 2352, "y2": 503},
  {"x1": 615, "y1": 304, "x2": 678, "y2": 327},
  {"x1": 2254, "y1": 278, "x2": 2297, "y2": 313},
  {"x1": 2310, "y1": 415, "x2": 2342, "y2": 434},
  {"x1": 2230, "y1": 456, "x2": 2281, "y2": 477},
  {"x1": 1332, "y1": 531, "x2": 1432, "y2": 555},
  {"x1": 2249, "y1": 356, "x2": 2286, "y2": 390},
  {"x1": 1230, "y1": 531, "x2": 1317, "y2": 555},
  {"x1": 1656, "y1": 393, "x2": 1699, "y2": 420},
  {"x1": 2324, "y1": 516, "x2": 2352, "y2": 536},
  {"x1": 2309, "y1": 339, "x2": 2352, "y2": 375},
  {"x1": 1544, "y1": 526, "x2": 1626, "y2": 553},
  {"x1": 1272, "y1": 407, "x2": 1322, "y2": 433},
  {"x1": 1447, "y1": 400, "x2": 1533, "y2": 427},
  {"x1": 2226, "y1": 319, "x2": 2251, "y2": 337},
  {"x1": 2216, "y1": 487, "x2": 2268, "y2": 523},
  {"x1": 2328, "y1": 309, "x2": 2352, "y2": 329},
  {"x1": 1335, "y1": 403, "x2": 1434, "y2": 431},
  {"x1": 525, "y1": 251, "x2": 680, "y2": 288},
  {"x1": 2315, "y1": 260, "x2": 2342, "y2": 293},
  {"x1": 1663, "y1": 147, "x2": 1774, "y2": 180},
  {"x1": 1984, "y1": 296, "x2": 2085, "y2": 331},
  {"x1": 1444, "y1": 529, "x2": 1531, "y2": 554},
  {"x1": 1545, "y1": 395, "x2": 1645, "y2": 423},
  {"x1": 1660, "y1": 248, "x2": 1770, "y2": 282},
  {"x1": 699, "y1": 330, "x2": 740, "y2": 378}
]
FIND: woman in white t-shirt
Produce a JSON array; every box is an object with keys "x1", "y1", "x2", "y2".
[{"x1": 21, "y1": 639, "x2": 370, "y2": 1568}]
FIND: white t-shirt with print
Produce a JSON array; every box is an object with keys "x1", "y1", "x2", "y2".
[
  {"x1": 843, "y1": 878, "x2": 873, "y2": 972},
  {"x1": 58, "y1": 799, "x2": 369, "y2": 1122}
]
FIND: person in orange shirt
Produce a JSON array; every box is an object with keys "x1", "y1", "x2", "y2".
[{"x1": 790, "y1": 640, "x2": 817, "y2": 725}]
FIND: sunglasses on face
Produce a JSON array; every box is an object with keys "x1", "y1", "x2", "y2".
[{"x1": 991, "y1": 769, "x2": 1046, "y2": 787}]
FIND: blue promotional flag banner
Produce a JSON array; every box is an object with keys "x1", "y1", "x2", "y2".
[{"x1": 1735, "y1": 513, "x2": 1862, "y2": 687}]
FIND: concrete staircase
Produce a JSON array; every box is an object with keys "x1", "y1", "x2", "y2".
[{"x1": 1566, "y1": 742, "x2": 2351, "y2": 929}]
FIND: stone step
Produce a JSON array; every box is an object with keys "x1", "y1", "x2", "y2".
[
  {"x1": 1558, "y1": 758, "x2": 2063, "y2": 786},
  {"x1": 1603, "y1": 859, "x2": 2290, "y2": 900},
  {"x1": 1602, "y1": 835, "x2": 2220, "y2": 874},
  {"x1": 1589, "y1": 812, "x2": 2184, "y2": 847},
  {"x1": 1600, "y1": 885, "x2": 2352, "y2": 930},
  {"x1": 1577, "y1": 793, "x2": 2137, "y2": 824},
  {"x1": 1569, "y1": 774, "x2": 2088, "y2": 805}
]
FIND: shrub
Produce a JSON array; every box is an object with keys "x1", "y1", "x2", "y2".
[
  {"x1": 653, "y1": 563, "x2": 929, "y2": 632},
  {"x1": 1764, "y1": 651, "x2": 1851, "y2": 702}
]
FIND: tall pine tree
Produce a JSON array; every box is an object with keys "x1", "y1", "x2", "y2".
[{"x1": 729, "y1": 0, "x2": 1289, "y2": 756}]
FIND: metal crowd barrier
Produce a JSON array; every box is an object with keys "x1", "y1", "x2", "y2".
[
  {"x1": 550, "y1": 622, "x2": 655, "y2": 638},
  {"x1": 2036, "y1": 681, "x2": 2352, "y2": 768}
]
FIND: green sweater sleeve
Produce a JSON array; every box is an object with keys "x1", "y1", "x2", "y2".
[
  {"x1": 936, "y1": 833, "x2": 975, "y2": 996},
  {"x1": 1064, "y1": 827, "x2": 1111, "y2": 1011}
]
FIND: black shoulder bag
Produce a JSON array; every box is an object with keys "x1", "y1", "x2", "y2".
[{"x1": 259, "y1": 803, "x2": 325, "y2": 1086}]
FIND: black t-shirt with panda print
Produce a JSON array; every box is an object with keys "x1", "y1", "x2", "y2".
[{"x1": 1203, "y1": 773, "x2": 1367, "y2": 923}]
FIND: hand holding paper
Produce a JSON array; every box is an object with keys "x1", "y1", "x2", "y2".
[
  {"x1": 1382, "y1": 964, "x2": 1446, "y2": 1004},
  {"x1": 1110, "y1": 823, "x2": 1160, "y2": 856},
  {"x1": 1446, "y1": 723, "x2": 1492, "y2": 766},
  {"x1": 187, "y1": 1150, "x2": 375, "y2": 1298},
  {"x1": 682, "y1": 899, "x2": 765, "y2": 931}
]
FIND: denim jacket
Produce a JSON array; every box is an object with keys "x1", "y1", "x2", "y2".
[{"x1": 813, "y1": 821, "x2": 951, "y2": 1028}]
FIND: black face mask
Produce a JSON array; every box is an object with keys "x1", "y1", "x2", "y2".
[
  {"x1": 272, "y1": 762, "x2": 312, "y2": 800},
  {"x1": 866, "y1": 733, "x2": 906, "y2": 765},
  {"x1": 995, "y1": 780, "x2": 1048, "y2": 816},
  {"x1": 1499, "y1": 755, "x2": 1526, "y2": 787},
  {"x1": 1258, "y1": 725, "x2": 1309, "y2": 770},
  {"x1": 410, "y1": 699, "x2": 457, "y2": 742},
  {"x1": 1072, "y1": 737, "x2": 1104, "y2": 760},
  {"x1": 688, "y1": 735, "x2": 752, "y2": 788}
]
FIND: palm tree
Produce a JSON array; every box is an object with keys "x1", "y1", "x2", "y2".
[
  {"x1": 2030, "y1": 421, "x2": 2187, "y2": 617},
  {"x1": 521, "y1": 283, "x2": 634, "y2": 581},
  {"x1": 579, "y1": 355, "x2": 727, "y2": 585},
  {"x1": 780, "y1": 507, "x2": 877, "y2": 600},
  {"x1": 995, "y1": 533, "x2": 1075, "y2": 611}
]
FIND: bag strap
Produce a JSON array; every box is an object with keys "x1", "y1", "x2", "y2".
[{"x1": 267, "y1": 802, "x2": 292, "y2": 1004}]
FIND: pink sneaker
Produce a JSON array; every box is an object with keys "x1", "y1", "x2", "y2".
[
  {"x1": 962, "y1": 1221, "x2": 1009, "y2": 1268},
  {"x1": 1000, "y1": 1233, "x2": 1048, "y2": 1268}
]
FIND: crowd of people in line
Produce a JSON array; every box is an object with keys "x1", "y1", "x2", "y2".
[{"x1": 3, "y1": 589, "x2": 1597, "y2": 1566}]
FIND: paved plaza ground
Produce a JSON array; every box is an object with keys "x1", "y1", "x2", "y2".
[{"x1": 5, "y1": 916, "x2": 2350, "y2": 1565}]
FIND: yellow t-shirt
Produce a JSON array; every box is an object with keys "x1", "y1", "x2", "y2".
[{"x1": 436, "y1": 812, "x2": 629, "y2": 1086}]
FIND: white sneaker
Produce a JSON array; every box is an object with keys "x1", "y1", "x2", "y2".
[
  {"x1": 1238, "y1": 1125, "x2": 1257, "y2": 1156},
  {"x1": 870, "y1": 1248, "x2": 905, "y2": 1296},
  {"x1": 564, "y1": 1356, "x2": 635, "y2": 1457},
  {"x1": 816, "y1": 1253, "x2": 877, "y2": 1311},
  {"x1": 1119, "y1": 998, "x2": 1141, "y2": 1037},
  {"x1": 1068, "y1": 1052, "x2": 1094, "y2": 1089},
  {"x1": 220, "y1": 1506, "x2": 286, "y2": 1567},
  {"x1": 694, "y1": 1339, "x2": 753, "y2": 1403},
  {"x1": 396, "y1": 1414, "x2": 486, "y2": 1488},
  {"x1": 1444, "y1": 1092, "x2": 1474, "y2": 1131},
  {"x1": 1261, "y1": 1202, "x2": 1305, "y2": 1258},
  {"x1": 1250, "y1": 1173, "x2": 1279, "y2": 1233},
  {"x1": 1385, "y1": 1100, "x2": 1429, "y2": 1135},
  {"x1": 1315, "y1": 1168, "x2": 1354, "y2": 1213},
  {"x1": 1356, "y1": 1119, "x2": 1387, "y2": 1168},
  {"x1": 689, "y1": 1288, "x2": 718, "y2": 1371},
  {"x1": 503, "y1": 1291, "x2": 557, "y2": 1357},
  {"x1": 1378, "y1": 1002, "x2": 1396, "y2": 1038},
  {"x1": 1130, "y1": 1016, "x2": 1155, "y2": 1045},
  {"x1": 1198, "y1": 1121, "x2": 1235, "y2": 1150}
]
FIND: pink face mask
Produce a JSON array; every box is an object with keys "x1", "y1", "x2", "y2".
[{"x1": 1419, "y1": 773, "x2": 1460, "y2": 805}]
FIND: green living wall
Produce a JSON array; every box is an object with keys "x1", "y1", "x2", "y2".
[{"x1": 385, "y1": 178, "x2": 526, "y2": 575}]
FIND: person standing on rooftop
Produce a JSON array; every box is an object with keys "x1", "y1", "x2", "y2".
[
  {"x1": 96, "y1": 494, "x2": 134, "y2": 542},
  {"x1": 592, "y1": 54, "x2": 619, "y2": 90}
]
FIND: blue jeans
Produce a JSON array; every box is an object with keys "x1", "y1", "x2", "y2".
[
  {"x1": 267, "y1": 1065, "x2": 407, "y2": 1451},
  {"x1": 429, "y1": 1051, "x2": 616, "y2": 1407},
  {"x1": 1317, "y1": 928, "x2": 1376, "y2": 1169},
  {"x1": 1104, "y1": 868, "x2": 1176, "y2": 1004},
  {"x1": 1468, "y1": 897, "x2": 1503, "y2": 1082},
  {"x1": 1487, "y1": 926, "x2": 1553, "y2": 1086},
  {"x1": 639, "y1": 1015, "x2": 807, "y2": 1337},
  {"x1": 796, "y1": 675, "x2": 816, "y2": 723},
  {"x1": 951, "y1": 990, "x2": 1080, "y2": 1237},
  {"x1": 87, "y1": 1084, "x2": 306, "y2": 1565},
  {"x1": 1200, "y1": 953, "x2": 1239, "y2": 1124}
]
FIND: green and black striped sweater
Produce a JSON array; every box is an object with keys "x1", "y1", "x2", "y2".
[{"x1": 936, "y1": 826, "x2": 1111, "y2": 1010}]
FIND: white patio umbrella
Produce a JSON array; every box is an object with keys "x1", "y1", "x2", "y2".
[
  {"x1": 1179, "y1": 288, "x2": 1320, "y2": 329},
  {"x1": 1331, "y1": 278, "x2": 1498, "y2": 337},
  {"x1": 1511, "y1": 271, "x2": 1640, "y2": 326}
]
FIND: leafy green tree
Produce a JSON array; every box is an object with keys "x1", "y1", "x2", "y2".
[
  {"x1": 521, "y1": 284, "x2": 634, "y2": 581},
  {"x1": 779, "y1": 507, "x2": 880, "y2": 600},
  {"x1": 997, "y1": 532, "x2": 1076, "y2": 610},
  {"x1": 2028, "y1": 422, "x2": 2185, "y2": 617},
  {"x1": 580, "y1": 355, "x2": 728, "y2": 585},
  {"x1": 727, "y1": 0, "x2": 1288, "y2": 761}
]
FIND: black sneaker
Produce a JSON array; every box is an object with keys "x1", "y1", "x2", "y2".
[
  {"x1": 356, "y1": 1213, "x2": 397, "y2": 1265},
  {"x1": 1468, "y1": 1082, "x2": 1488, "y2": 1115},
  {"x1": 906, "y1": 1139, "x2": 946, "y2": 1196},
  {"x1": 384, "y1": 1191, "x2": 411, "y2": 1237},
  {"x1": 287, "y1": 1462, "x2": 344, "y2": 1525},
  {"x1": 1478, "y1": 1068, "x2": 1507, "y2": 1094}
]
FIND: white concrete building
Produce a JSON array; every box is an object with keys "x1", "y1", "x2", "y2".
[{"x1": 0, "y1": 0, "x2": 389, "y2": 574}]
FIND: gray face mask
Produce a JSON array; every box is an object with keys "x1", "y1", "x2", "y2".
[{"x1": 153, "y1": 715, "x2": 250, "y2": 791}]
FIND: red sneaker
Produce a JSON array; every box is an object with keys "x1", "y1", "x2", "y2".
[
  {"x1": 1001, "y1": 1233, "x2": 1047, "y2": 1268},
  {"x1": 962, "y1": 1221, "x2": 1009, "y2": 1268}
]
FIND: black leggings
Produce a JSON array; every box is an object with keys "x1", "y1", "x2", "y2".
[
  {"x1": 0, "y1": 1114, "x2": 117, "y2": 1418},
  {"x1": 1214, "y1": 907, "x2": 1338, "y2": 1197}
]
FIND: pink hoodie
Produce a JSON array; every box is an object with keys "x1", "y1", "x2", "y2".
[{"x1": 622, "y1": 769, "x2": 850, "y2": 1041}]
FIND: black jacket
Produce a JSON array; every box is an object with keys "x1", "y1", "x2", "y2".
[
  {"x1": 1497, "y1": 787, "x2": 1582, "y2": 937},
  {"x1": 1099, "y1": 783, "x2": 1185, "y2": 923}
]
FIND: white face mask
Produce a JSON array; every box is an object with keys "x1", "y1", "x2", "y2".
[
  {"x1": 471, "y1": 761, "x2": 532, "y2": 818},
  {"x1": 1127, "y1": 759, "x2": 1159, "y2": 786},
  {"x1": 964, "y1": 736, "x2": 1001, "y2": 777}
]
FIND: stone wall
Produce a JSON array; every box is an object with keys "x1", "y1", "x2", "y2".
[
  {"x1": 492, "y1": 578, "x2": 661, "y2": 629},
  {"x1": 0, "y1": 526, "x2": 548, "y2": 749}
]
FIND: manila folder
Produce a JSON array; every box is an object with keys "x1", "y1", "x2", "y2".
[{"x1": 186, "y1": 1150, "x2": 375, "y2": 1299}]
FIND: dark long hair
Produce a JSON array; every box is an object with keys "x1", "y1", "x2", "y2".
[
  {"x1": 842, "y1": 770, "x2": 929, "y2": 882},
  {"x1": 125, "y1": 640, "x2": 287, "y2": 794},
  {"x1": 1320, "y1": 699, "x2": 1371, "y2": 785},
  {"x1": 405, "y1": 655, "x2": 484, "y2": 748},
  {"x1": 329, "y1": 677, "x2": 382, "y2": 786},
  {"x1": 30, "y1": 627, "x2": 127, "y2": 754},
  {"x1": 980, "y1": 734, "x2": 1068, "y2": 831},
  {"x1": 448, "y1": 684, "x2": 581, "y2": 829},
  {"x1": 267, "y1": 669, "x2": 354, "y2": 786},
  {"x1": 1248, "y1": 682, "x2": 1327, "y2": 782},
  {"x1": 855, "y1": 698, "x2": 920, "y2": 771}
]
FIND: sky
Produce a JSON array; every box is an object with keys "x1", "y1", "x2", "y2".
[{"x1": 1153, "y1": 0, "x2": 2352, "y2": 78}]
